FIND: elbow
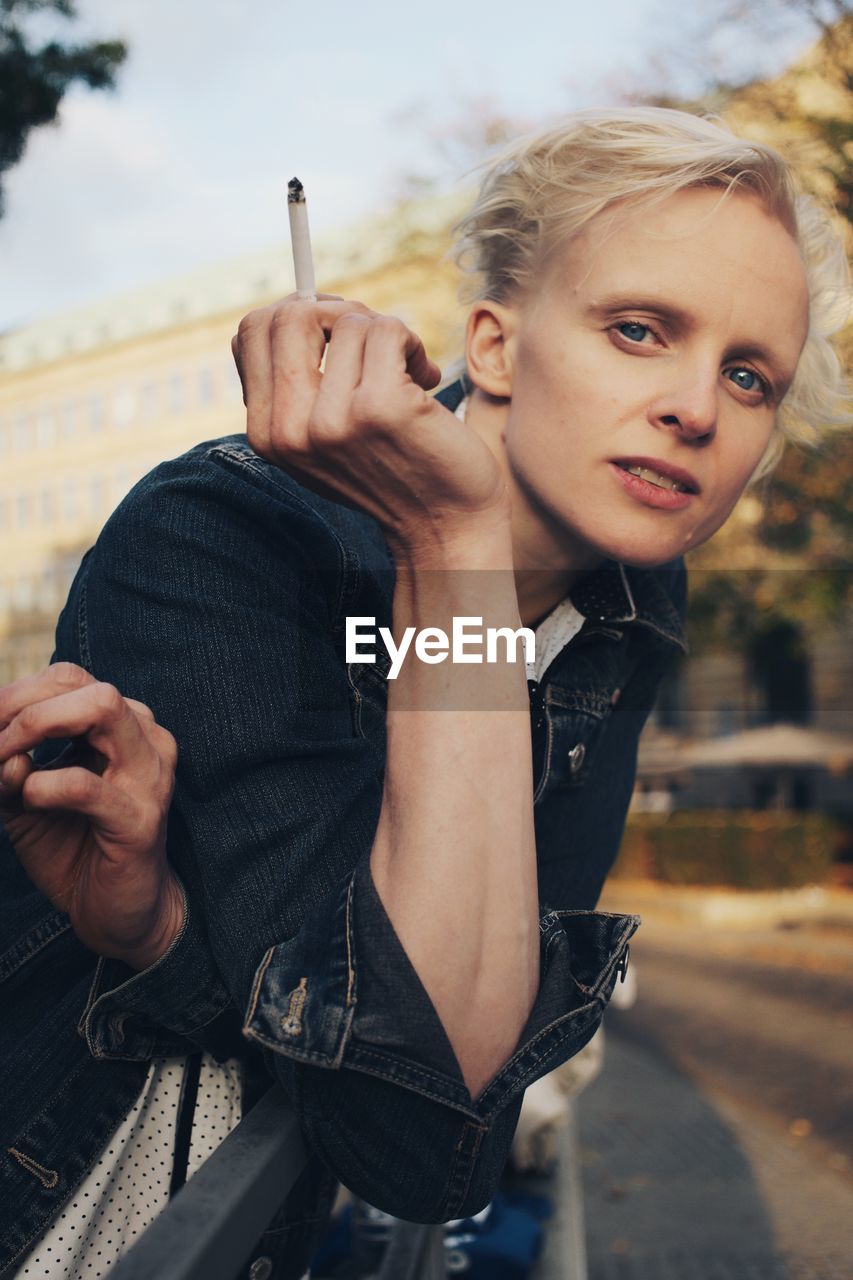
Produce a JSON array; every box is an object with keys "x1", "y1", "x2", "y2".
[{"x1": 291, "y1": 1062, "x2": 521, "y2": 1222}]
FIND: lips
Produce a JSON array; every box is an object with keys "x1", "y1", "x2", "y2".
[{"x1": 611, "y1": 456, "x2": 701, "y2": 495}]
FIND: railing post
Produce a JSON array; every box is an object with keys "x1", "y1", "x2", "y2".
[{"x1": 108, "y1": 1087, "x2": 306, "y2": 1280}]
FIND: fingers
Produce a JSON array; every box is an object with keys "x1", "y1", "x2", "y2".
[
  {"x1": 0, "y1": 682, "x2": 163, "y2": 786},
  {"x1": 311, "y1": 314, "x2": 371, "y2": 429},
  {"x1": 19, "y1": 766, "x2": 151, "y2": 846},
  {"x1": 232, "y1": 296, "x2": 440, "y2": 461},
  {"x1": 360, "y1": 314, "x2": 442, "y2": 394},
  {"x1": 0, "y1": 752, "x2": 34, "y2": 817},
  {"x1": 234, "y1": 298, "x2": 376, "y2": 456},
  {"x1": 124, "y1": 698, "x2": 155, "y2": 724},
  {"x1": 0, "y1": 662, "x2": 95, "y2": 730}
]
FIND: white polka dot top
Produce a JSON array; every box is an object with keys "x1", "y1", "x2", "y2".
[
  {"x1": 17, "y1": 1053, "x2": 242, "y2": 1279},
  {"x1": 527, "y1": 596, "x2": 586, "y2": 682}
]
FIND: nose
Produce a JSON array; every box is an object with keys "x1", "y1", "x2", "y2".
[{"x1": 647, "y1": 366, "x2": 718, "y2": 443}]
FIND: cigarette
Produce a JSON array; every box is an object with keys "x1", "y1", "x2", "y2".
[{"x1": 287, "y1": 177, "x2": 317, "y2": 301}]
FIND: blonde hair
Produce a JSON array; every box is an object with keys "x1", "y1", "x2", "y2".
[{"x1": 453, "y1": 107, "x2": 851, "y2": 479}]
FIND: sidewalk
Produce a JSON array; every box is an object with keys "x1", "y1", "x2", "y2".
[
  {"x1": 526, "y1": 879, "x2": 853, "y2": 1280},
  {"x1": 529, "y1": 1026, "x2": 853, "y2": 1280}
]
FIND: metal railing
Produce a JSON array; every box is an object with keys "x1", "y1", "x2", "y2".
[
  {"x1": 108, "y1": 1087, "x2": 305, "y2": 1280},
  {"x1": 107, "y1": 1089, "x2": 589, "y2": 1280}
]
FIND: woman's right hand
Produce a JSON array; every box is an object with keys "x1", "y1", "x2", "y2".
[
  {"x1": 0, "y1": 663, "x2": 183, "y2": 970},
  {"x1": 231, "y1": 295, "x2": 510, "y2": 559}
]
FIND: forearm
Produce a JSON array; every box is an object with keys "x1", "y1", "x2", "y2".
[{"x1": 369, "y1": 521, "x2": 539, "y2": 1099}]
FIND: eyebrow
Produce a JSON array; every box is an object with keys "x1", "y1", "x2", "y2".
[
  {"x1": 586, "y1": 293, "x2": 795, "y2": 388},
  {"x1": 586, "y1": 294, "x2": 694, "y2": 326}
]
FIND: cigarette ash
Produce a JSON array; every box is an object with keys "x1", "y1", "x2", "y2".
[{"x1": 287, "y1": 177, "x2": 306, "y2": 204}]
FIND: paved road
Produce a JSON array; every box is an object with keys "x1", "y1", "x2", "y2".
[
  {"x1": 532, "y1": 919, "x2": 853, "y2": 1280},
  {"x1": 624, "y1": 919, "x2": 853, "y2": 1170}
]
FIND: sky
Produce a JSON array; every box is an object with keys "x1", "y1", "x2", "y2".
[{"x1": 0, "y1": 0, "x2": 819, "y2": 331}]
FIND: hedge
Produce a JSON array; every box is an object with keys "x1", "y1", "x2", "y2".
[{"x1": 612, "y1": 811, "x2": 838, "y2": 890}]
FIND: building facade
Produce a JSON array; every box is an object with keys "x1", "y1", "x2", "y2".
[{"x1": 0, "y1": 195, "x2": 467, "y2": 684}]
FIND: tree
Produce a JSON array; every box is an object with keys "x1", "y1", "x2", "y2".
[
  {"x1": 630, "y1": 5, "x2": 853, "y2": 657},
  {"x1": 0, "y1": 0, "x2": 126, "y2": 215}
]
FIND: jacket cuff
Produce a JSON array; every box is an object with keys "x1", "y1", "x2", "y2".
[
  {"x1": 79, "y1": 881, "x2": 237, "y2": 1061},
  {"x1": 242, "y1": 853, "x2": 639, "y2": 1119}
]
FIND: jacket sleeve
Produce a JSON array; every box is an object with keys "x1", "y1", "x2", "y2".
[{"x1": 59, "y1": 440, "x2": 637, "y2": 1221}]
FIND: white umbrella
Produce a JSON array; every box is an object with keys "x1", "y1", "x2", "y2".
[{"x1": 684, "y1": 723, "x2": 853, "y2": 770}]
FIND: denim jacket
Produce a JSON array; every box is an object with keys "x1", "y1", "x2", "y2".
[{"x1": 0, "y1": 380, "x2": 686, "y2": 1279}]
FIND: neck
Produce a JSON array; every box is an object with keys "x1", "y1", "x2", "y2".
[{"x1": 464, "y1": 388, "x2": 603, "y2": 625}]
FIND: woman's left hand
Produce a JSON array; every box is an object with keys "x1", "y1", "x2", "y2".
[{"x1": 0, "y1": 663, "x2": 184, "y2": 969}]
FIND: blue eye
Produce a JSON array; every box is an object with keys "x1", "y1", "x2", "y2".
[
  {"x1": 618, "y1": 322, "x2": 651, "y2": 343},
  {"x1": 726, "y1": 367, "x2": 764, "y2": 393}
]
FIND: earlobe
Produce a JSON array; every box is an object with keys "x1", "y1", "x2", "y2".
[{"x1": 465, "y1": 302, "x2": 517, "y2": 398}]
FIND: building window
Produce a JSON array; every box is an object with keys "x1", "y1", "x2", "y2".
[
  {"x1": 89, "y1": 475, "x2": 107, "y2": 517},
  {"x1": 16, "y1": 492, "x2": 31, "y2": 529},
  {"x1": 140, "y1": 379, "x2": 158, "y2": 420},
  {"x1": 748, "y1": 620, "x2": 812, "y2": 726},
  {"x1": 61, "y1": 401, "x2": 78, "y2": 439},
  {"x1": 112, "y1": 389, "x2": 136, "y2": 430},
  {"x1": 113, "y1": 466, "x2": 133, "y2": 502},
  {"x1": 41, "y1": 489, "x2": 56, "y2": 523},
  {"x1": 224, "y1": 357, "x2": 243, "y2": 403},
  {"x1": 198, "y1": 365, "x2": 215, "y2": 407},
  {"x1": 37, "y1": 567, "x2": 58, "y2": 612},
  {"x1": 90, "y1": 394, "x2": 105, "y2": 432},
  {"x1": 62, "y1": 481, "x2": 78, "y2": 522},
  {"x1": 169, "y1": 372, "x2": 186, "y2": 415},
  {"x1": 36, "y1": 406, "x2": 56, "y2": 448},
  {"x1": 14, "y1": 411, "x2": 30, "y2": 451},
  {"x1": 14, "y1": 575, "x2": 35, "y2": 611}
]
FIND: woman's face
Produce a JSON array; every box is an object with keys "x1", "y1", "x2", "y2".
[{"x1": 474, "y1": 186, "x2": 810, "y2": 571}]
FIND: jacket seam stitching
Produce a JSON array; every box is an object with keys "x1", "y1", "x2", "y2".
[{"x1": 207, "y1": 444, "x2": 350, "y2": 616}]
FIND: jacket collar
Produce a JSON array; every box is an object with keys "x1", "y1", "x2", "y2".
[
  {"x1": 572, "y1": 561, "x2": 687, "y2": 653},
  {"x1": 435, "y1": 376, "x2": 687, "y2": 654}
]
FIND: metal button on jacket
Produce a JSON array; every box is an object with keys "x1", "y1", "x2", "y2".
[
  {"x1": 248, "y1": 1258, "x2": 273, "y2": 1280},
  {"x1": 567, "y1": 743, "x2": 586, "y2": 774}
]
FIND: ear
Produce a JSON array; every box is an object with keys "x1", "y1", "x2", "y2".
[{"x1": 465, "y1": 301, "x2": 518, "y2": 398}]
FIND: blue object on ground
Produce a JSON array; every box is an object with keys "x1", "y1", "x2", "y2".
[{"x1": 311, "y1": 1192, "x2": 551, "y2": 1278}]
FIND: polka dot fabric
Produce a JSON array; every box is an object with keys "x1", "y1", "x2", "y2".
[
  {"x1": 18, "y1": 1054, "x2": 241, "y2": 1278},
  {"x1": 527, "y1": 597, "x2": 585, "y2": 683}
]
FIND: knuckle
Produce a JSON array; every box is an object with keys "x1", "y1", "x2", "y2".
[
  {"x1": 270, "y1": 303, "x2": 303, "y2": 335},
  {"x1": 127, "y1": 698, "x2": 155, "y2": 722},
  {"x1": 65, "y1": 768, "x2": 98, "y2": 804},
  {"x1": 16, "y1": 705, "x2": 41, "y2": 737},
  {"x1": 373, "y1": 313, "x2": 407, "y2": 339},
  {"x1": 53, "y1": 661, "x2": 90, "y2": 690},
  {"x1": 237, "y1": 308, "x2": 269, "y2": 341},
  {"x1": 92, "y1": 682, "x2": 125, "y2": 720},
  {"x1": 332, "y1": 311, "x2": 369, "y2": 334},
  {"x1": 154, "y1": 725, "x2": 178, "y2": 764}
]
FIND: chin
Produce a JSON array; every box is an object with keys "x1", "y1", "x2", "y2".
[{"x1": 574, "y1": 521, "x2": 695, "y2": 570}]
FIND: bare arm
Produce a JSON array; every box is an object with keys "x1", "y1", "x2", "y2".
[
  {"x1": 371, "y1": 538, "x2": 539, "y2": 1098},
  {"x1": 235, "y1": 296, "x2": 539, "y2": 1097}
]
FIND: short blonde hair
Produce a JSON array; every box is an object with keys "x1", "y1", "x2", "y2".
[{"x1": 453, "y1": 107, "x2": 851, "y2": 479}]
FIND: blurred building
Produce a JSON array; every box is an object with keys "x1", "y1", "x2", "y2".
[
  {"x1": 1, "y1": 189, "x2": 851, "y2": 819},
  {"x1": 0, "y1": 194, "x2": 466, "y2": 684},
  {"x1": 639, "y1": 623, "x2": 853, "y2": 815}
]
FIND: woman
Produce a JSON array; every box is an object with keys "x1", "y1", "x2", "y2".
[{"x1": 1, "y1": 107, "x2": 849, "y2": 1279}]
